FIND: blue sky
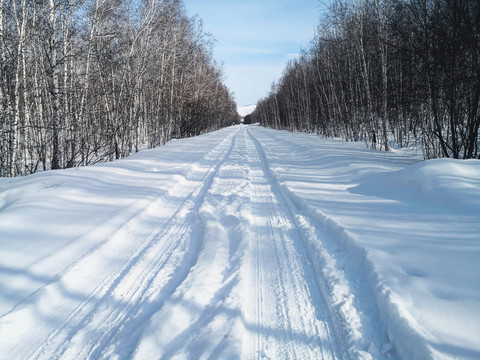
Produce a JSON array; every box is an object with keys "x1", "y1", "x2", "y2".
[{"x1": 183, "y1": 0, "x2": 326, "y2": 107}]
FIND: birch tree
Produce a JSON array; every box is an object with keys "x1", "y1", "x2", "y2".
[
  {"x1": 0, "y1": 0, "x2": 237, "y2": 177},
  {"x1": 250, "y1": 0, "x2": 479, "y2": 159}
]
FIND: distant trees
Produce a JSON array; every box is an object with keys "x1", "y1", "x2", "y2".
[
  {"x1": 243, "y1": 114, "x2": 252, "y2": 125},
  {"x1": 250, "y1": 0, "x2": 480, "y2": 159},
  {"x1": 0, "y1": 0, "x2": 237, "y2": 177}
]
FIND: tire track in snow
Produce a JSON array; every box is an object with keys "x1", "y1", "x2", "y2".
[
  {"x1": 1, "y1": 131, "x2": 236, "y2": 323},
  {"x1": 132, "y1": 127, "x2": 251, "y2": 359},
  {"x1": 248, "y1": 127, "x2": 392, "y2": 359},
  {"x1": 241, "y1": 128, "x2": 340, "y2": 360},
  {"x1": 133, "y1": 126, "x2": 340, "y2": 359},
  {"x1": 25, "y1": 130, "x2": 239, "y2": 360},
  {"x1": 85, "y1": 131, "x2": 240, "y2": 360}
]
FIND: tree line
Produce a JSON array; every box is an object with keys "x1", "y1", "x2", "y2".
[
  {"x1": 0, "y1": 0, "x2": 238, "y2": 177},
  {"x1": 250, "y1": 0, "x2": 480, "y2": 159}
]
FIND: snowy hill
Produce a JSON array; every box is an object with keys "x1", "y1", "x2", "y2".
[
  {"x1": 237, "y1": 104, "x2": 257, "y2": 117},
  {"x1": 0, "y1": 126, "x2": 479, "y2": 359}
]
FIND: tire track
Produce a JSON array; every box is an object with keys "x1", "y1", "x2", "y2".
[
  {"x1": 131, "y1": 126, "x2": 340, "y2": 359},
  {"x1": 27, "y1": 129, "x2": 239, "y2": 360},
  {"x1": 242, "y1": 127, "x2": 340, "y2": 360},
  {"x1": 132, "y1": 127, "x2": 250, "y2": 359},
  {"x1": 247, "y1": 127, "x2": 391, "y2": 359}
]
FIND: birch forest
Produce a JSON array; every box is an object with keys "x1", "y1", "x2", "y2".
[
  {"x1": 0, "y1": 0, "x2": 238, "y2": 177},
  {"x1": 250, "y1": 0, "x2": 480, "y2": 159}
]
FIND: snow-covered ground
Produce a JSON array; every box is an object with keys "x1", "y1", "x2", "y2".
[{"x1": 0, "y1": 126, "x2": 478, "y2": 359}]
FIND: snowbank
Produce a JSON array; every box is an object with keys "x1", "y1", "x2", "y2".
[
  {"x1": 352, "y1": 158, "x2": 480, "y2": 213},
  {"x1": 350, "y1": 158, "x2": 480, "y2": 359}
]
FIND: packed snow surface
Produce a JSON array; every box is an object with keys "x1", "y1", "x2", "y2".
[{"x1": 0, "y1": 126, "x2": 479, "y2": 359}]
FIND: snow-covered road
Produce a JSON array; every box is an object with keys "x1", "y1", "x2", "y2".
[
  {"x1": 1, "y1": 126, "x2": 479, "y2": 359},
  {"x1": 135, "y1": 127, "x2": 343, "y2": 359}
]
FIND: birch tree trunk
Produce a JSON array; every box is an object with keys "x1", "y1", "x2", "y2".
[
  {"x1": 47, "y1": 0, "x2": 61, "y2": 169},
  {"x1": 0, "y1": 1, "x2": 14, "y2": 176},
  {"x1": 10, "y1": 0, "x2": 28, "y2": 176},
  {"x1": 377, "y1": 0, "x2": 390, "y2": 151}
]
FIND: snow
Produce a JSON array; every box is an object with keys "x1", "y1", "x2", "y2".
[
  {"x1": 0, "y1": 126, "x2": 479, "y2": 359},
  {"x1": 237, "y1": 104, "x2": 257, "y2": 117}
]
